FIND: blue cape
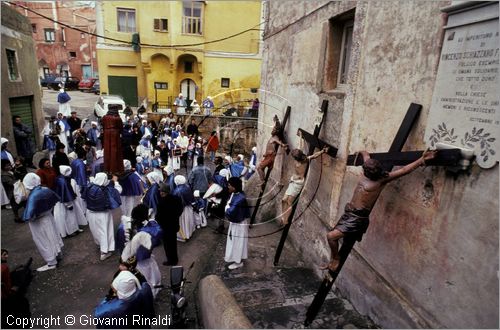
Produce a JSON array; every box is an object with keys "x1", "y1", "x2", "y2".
[
  {"x1": 119, "y1": 171, "x2": 143, "y2": 196},
  {"x1": 93, "y1": 282, "x2": 154, "y2": 329},
  {"x1": 229, "y1": 161, "x2": 245, "y2": 178},
  {"x1": 226, "y1": 192, "x2": 250, "y2": 223},
  {"x1": 107, "y1": 182, "x2": 122, "y2": 209},
  {"x1": 115, "y1": 220, "x2": 163, "y2": 258},
  {"x1": 87, "y1": 128, "x2": 99, "y2": 145},
  {"x1": 151, "y1": 158, "x2": 160, "y2": 169},
  {"x1": 54, "y1": 175, "x2": 76, "y2": 203},
  {"x1": 213, "y1": 175, "x2": 228, "y2": 188},
  {"x1": 22, "y1": 186, "x2": 60, "y2": 221},
  {"x1": 173, "y1": 184, "x2": 194, "y2": 207},
  {"x1": 1, "y1": 150, "x2": 13, "y2": 162},
  {"x1": 140, "y1": 220, "x2": 163, "y2": 248},
  {"x1": 71, "y1": 159, "x2": 87, "y2": 189},
  {"x1": 115, "y1": 223, "x2": 127, "y2": 253},
  {"x1": 142, "y1": 183, "x2": 160, "y2": 211},
  {"x1": 84, "y1": 184, "x2": 121, "y2": 211},
  {"x1": 42, "y1": 136, "x2": 57, "y2": 151},
  {"x1": 135, "y1": 163, "x2": 144, "y2": 175},
  {"x1": 166, "y1": 174, "x2": 176, "y2": 192},
  {"x1": 57, "y1": 92, "x2": 71, "y2": 104},
  {"x1": 59, "y1": 119, "x2": 70, "y2": 132}
]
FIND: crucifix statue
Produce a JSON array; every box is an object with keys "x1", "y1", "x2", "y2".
[
  {"x1": 305, "y1": 103, "x2": 462, "y2": 326},
  {"x1": 322, "y1": 149, "x2": 437, "y2": 272}
]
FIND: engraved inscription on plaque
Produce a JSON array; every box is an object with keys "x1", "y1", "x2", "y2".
[{"x1": 425, "y1": 9, "x2": 499, "y2": 168}]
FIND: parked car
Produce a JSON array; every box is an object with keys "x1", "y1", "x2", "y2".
[
  {"x1": 40, "y1": 74, "x2": 57, "y2": 87},
  {"x1": 94, "y1": 95, "x2": 127, "y2": 121},
  {"x1": 91, "y1": 79, "x2": 100, "y2": 95},
  {"x1": 48, "y1": 77, "x2": 80, "y2": 91},
  {"x1": 78, "y1": 78, "x2": 97, "y2": 92}
]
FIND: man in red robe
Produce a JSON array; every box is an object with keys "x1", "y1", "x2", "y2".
[
  {"x1": 102, "y1": 105, "x2": 124, "y2": 173},
  {"x1": 205, "y1": 130, "x2": 219, "y2": 162}
]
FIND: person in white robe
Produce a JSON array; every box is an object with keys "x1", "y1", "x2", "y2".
[
  {"x1": 224, "y1": 177, "x2": 250, "y2": 270},
  {"x1": 22, "y1": 173, "x2": 64, "y2": 272},
  {"x1": 53, "y1": 165, "x2": 85, "y2": 237},
  {"x1": 119, "y1": 160, "x2": 143, "y2": 217},
  {"x1": 142, "y1": 171, "x2": 163, "y2": 218},
  {"x1": 172, "y1": 175, "x2": 196, "y2": 241},
  {"x1": 84, "y1": 172, "x2": 121, "y2": 261},
  {"x1": 57, "y1": 87, "x2": 72, "y2": 117},
  {"x1": 56, "y1": 112, "x2": 70, "y2": 154},
  {"x1": 121, "y1": 231, "x2": 162, "y2": 298}
]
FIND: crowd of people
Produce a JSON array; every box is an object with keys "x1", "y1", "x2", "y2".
[{"x1": 1, "y1": 104, "x2": 259, "y2": 323}]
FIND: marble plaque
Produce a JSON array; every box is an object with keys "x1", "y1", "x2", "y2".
[{"x1": 425, "y1": 5, "x2": 499, "y2": 168}]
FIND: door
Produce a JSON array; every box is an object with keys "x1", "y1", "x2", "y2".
[
  {"x1": 180, "y1": 79, "x2": 196, "y2": 108},
  {"x1": 9, "y1": 96, "x2": 36, "y2": 150},
  {"x1": 82, "y1": 65, "x2": 92, "y2": 78},
  {"x1": 108, "y1": 76, "x2": 138, "y2": 106}
]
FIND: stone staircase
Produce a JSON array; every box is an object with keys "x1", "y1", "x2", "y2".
[{"x1": 201, "y1": 220, "x2": 378, "y2": 329}]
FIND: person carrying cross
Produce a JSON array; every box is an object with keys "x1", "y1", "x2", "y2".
[{"x1": 322, "y1": 149, "x2": 437, "y2": 272}]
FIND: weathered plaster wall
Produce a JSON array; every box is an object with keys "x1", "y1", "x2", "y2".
[
  {"x1": 260, "y1": 1, "x2": 499, "y2": 328},
  {"x1": 1, "y1": 3, "x2": 44, "y2": 154}
]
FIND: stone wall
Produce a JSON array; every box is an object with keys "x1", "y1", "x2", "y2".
[{"x1": 259, "y1": 1, "x2": 498, "y2": 328}]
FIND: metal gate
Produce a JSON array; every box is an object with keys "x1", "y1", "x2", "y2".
[
  {"x1": 108, "y1": 76, "x2": 138, "y2": 107},
  {"x1": 9, "y1": 96, "x2": 36, "y2": 149}
]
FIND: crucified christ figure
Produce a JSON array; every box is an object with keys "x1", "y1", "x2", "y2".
[
  {"x1": 256, "y1": 115, "x2": 288, "y2": 188},
  {"x1": 280, "y1": 134, "x2": 329, "y2": 226},
  {"x1": 322, "y1": 149, "x2": 437, "y2": 272}
]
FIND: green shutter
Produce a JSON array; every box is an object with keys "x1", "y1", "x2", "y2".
[
  {"x1": 108, "y1": 76, "x2": 138, "y2": 107},
  {"x1": 9, "y1": 96, "x2": 36, "y2": 147}
]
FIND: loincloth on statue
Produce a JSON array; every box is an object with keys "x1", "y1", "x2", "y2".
[
  {"x1": 284, "y1": 177, "x2": 305, "y2": 198},
  {"x1": 333, "y1": 204, "x2": 371, "y2": 242},
  {"x1": 258, "y1": 154, "x2": 275, "y2": 170}
]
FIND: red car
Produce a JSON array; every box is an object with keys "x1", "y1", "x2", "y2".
[{"x1": 78, "y1": 78, "x2": 97, "y2": 92}]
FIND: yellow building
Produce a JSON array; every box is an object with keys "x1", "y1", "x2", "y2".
[{"x1": 95, "y1": 1, "x2": 263, "y2": 111}]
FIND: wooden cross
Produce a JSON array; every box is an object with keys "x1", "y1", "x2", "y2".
[
  {"x1": 274, "y1": 100, "x2": 338, "y2": 266},
  {"x1": 250, "y1": 106, "x2": 291, "y2": 225},
  {"x1": 304, "y1": 103, "x2": 462, "y2": 326}
]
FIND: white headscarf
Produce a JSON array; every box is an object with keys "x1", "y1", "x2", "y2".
[
  {"x1": 154, "y1": 150, "x2": 160, "y2": 157},
  {"x1": 237, "y1": 154, "x2": 244, "y2": 161},
  {"x1": 1, "y1": 137, "x2": 8, "y2": 145},
  {"x1": 23, "y1": 173, "x2": 41, "y2": 191},
  {"x1": 252, "y1": 146, "x2": 257, "y2": 153},
  {"x1": 123, "y1": 160, "x2": 132, "y2": 171},
  {"x1": 146, "y1": 171, "x2": 163, "y2": 185},
  {"x1": 96, "y1": 150, "x2": 104, "y2": 159},
  {"x1": 112, "y1": 271, "x2": 141, "y2": 300},
  {"x1": 174, "y1": 175, "x2": 186, "y2": 186},
  {"x1": 193, "y1": 190, "x2": 200, "y2": 198},
  {"x1": 59, "y1": 165, "x2": 72, "y2": 177},
  {"x1": 224, "y1": 156, "x2": 232, "y2": 163},
  {"x1": 136, "y1": 156, "x2": 143, "y2": 164},
  {"x1": 93, "y1": 172, "x2": 109, "y2": 187},
  {"x1": 219, "y1": 169, "x2": 230, "y2": 180},
  {"x1": 91, "y1": 121, "x2": 98, "y2": 127}
]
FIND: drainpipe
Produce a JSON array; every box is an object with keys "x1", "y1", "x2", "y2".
[{"x1": 52, "y1": 1, "x2": 58, "y2": 30}]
